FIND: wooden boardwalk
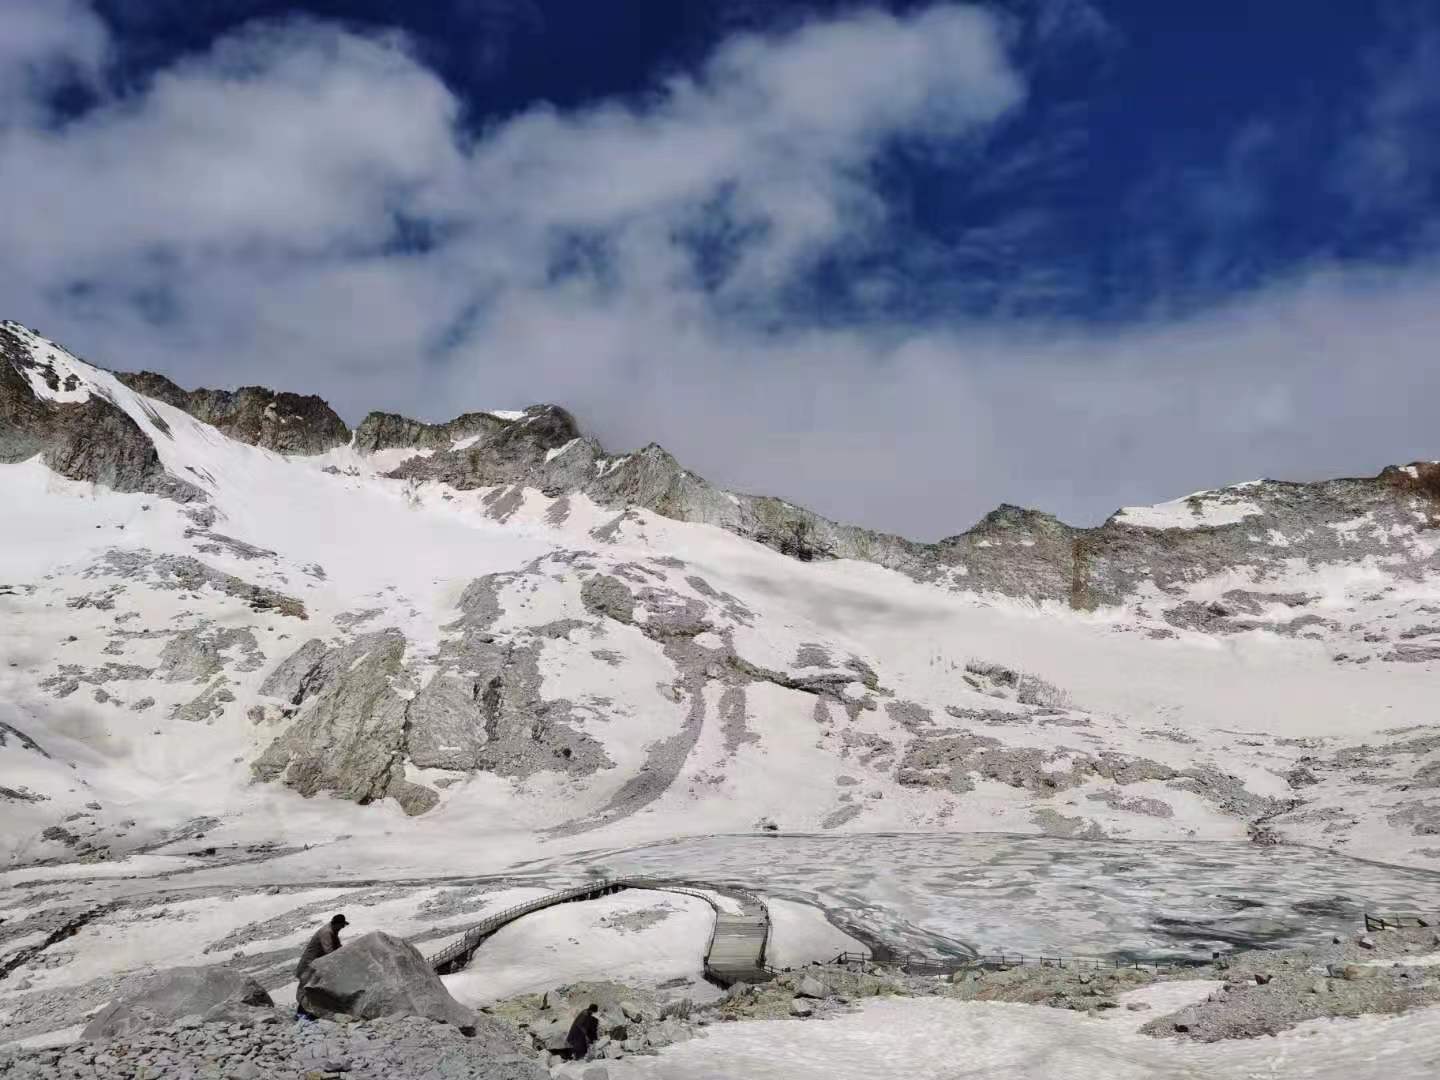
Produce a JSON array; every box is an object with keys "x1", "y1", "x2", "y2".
[{"x1": 425, "y1": 876, "x2": 773, "y2": 986}]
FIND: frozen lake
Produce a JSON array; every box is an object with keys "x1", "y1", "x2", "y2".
[{"x1": 514, "y1": 833, "x2": 1440, "y2": 961}]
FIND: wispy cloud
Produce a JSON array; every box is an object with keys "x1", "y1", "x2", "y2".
[
  {"x1": 0, "y1": 0, "x2": 109, "y2": 126},
  {"x1": 0, "y1": 3, "x2": 1436, "y2": 539},
  {"x1": 1334, "y1": 20, "x2": 1440, "y2": 224}
]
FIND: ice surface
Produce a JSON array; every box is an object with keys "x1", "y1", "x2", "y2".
[{"x1": 765, "y1": 898, "x2": 869, "y2": 968}]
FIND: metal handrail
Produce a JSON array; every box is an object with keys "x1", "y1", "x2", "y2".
[
  {"x1": 425, "y1": 875, "x2": 777, "y2": 986},
  {"x1": 1364, "y1": 912, "x2": 1434, "y2": 932},
  {"x1": 427, "y1": 877, "x2": 637, "y2": 969},
  {"x1": 429, "y1": 893, "x2": 1427, "y2": 982}
]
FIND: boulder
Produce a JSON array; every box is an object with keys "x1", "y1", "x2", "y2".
[
  {"x1": 795, "y1": 976, "x2": 829, "y2": 999},
  {"x1": 531, "y1": 1018, "x2": 573, "y2": 1055},
  {"x1": 789, "y1": 998, "x2": 814, "y2": 1017},
  {"x1": 532, "y1": 981, "x2": 634, "y2": 1040},
  {"x1": 620, "y1": 1000, "x2": 647, "y2": 1023},
  {"x1": 298, "y1": 931, "x2": 474, "y2": 1027},
  {"x1": 83, "y1": 965, "x2": 273, "y2": 1040}
]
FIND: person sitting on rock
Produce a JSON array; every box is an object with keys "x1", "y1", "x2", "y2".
[
  {"x1": 566, "y1": 1003, "x2": 600, "y2": 1060},
  {"x1": 294, "y1": 913, "x2": 348, "y2": 1018}
]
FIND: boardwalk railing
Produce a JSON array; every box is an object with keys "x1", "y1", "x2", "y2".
[
  {"x1": 425, "y1": 876, "x2": 774, "y2": 985},
  {"x1": 428, "y1": 877, "x2": 634, "y2": 974},
  {"x1": 1364, "y1": 912, "x2": 1433, "y2": 932}
]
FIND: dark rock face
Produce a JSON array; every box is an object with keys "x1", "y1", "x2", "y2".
[
  {"x1": 0, "y1": 323, "x2": 203, "y2": 502},
  {"x1": 250, "y1": 630, "x2": 416, "y2": 808},
  {"x1": 252, "y1": 568, "x2": 613, "y2": 813},
  {"x1": 354, "y1": 409, "x2": 513, "y2": 452},
  {"x1": 115, "y1": 370, "x2": 350, "y2": 454},
  {"x1": 378, "y1": 404, "x2": 589, "y2": 490}
]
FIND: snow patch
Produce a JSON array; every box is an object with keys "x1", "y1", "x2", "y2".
[
  {"x1": 1117, "y1": 489, "x2": 1263, "y2": 529},
  {"x1": 546, "y1": 439, "x2": 579, "y2": 463}
]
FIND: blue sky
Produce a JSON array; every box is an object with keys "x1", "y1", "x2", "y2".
[{"x1": 4, "y1": 1, "x2": 1439, "y2": 535}]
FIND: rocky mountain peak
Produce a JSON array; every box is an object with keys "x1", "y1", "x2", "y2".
[
  {"x1": 113, "y1": 371, "x2": 350, "y2": 455},
  {"x1": 0, "y1": 322, "x2": 203, "y2": 502},
  {"x1": 354, "y1": 404, "x2": 582, "y2": 455}
]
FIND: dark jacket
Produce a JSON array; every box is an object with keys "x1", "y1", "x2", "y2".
[
  {"x1": 295, "y1": 924, "x2": 341, "y2": 980},
  {"x1": 566, "y1": 1010, "x2": 599, "y2": 1056}
]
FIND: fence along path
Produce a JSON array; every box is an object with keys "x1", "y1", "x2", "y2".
[{"x1": 425, "y1": 877, "x2": 773, "y2": 987}]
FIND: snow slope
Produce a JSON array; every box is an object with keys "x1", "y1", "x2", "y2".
[
  {"x1": 596, "y1": 990, "x2": 1440, "y2": 1080},
  {"x1": 1, "y1": 323, "x2": 1438, "y2": 880},
  {"x1": 3, "y1": 325, "x2": 1440, "y2": 1061}
]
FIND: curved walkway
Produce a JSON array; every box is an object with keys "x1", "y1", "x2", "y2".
[{"x1": 425, "y1": 876, "x2": 772, "y2": 987}]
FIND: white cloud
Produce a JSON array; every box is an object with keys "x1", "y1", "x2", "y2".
[
  {"x1": 1, "y1": 3, "x2": 1437, "y2": 540},
  {"x1": 0, "y1": 0, "x2": 109, "y2": 127},
  {"x1": 1334, "y1": 26, "x2": 1440, "y2": 218}
]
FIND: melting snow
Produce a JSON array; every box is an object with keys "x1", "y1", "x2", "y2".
[
  {"x1": 5, "y1": 325, "x2": 95, "y2": 404},
  {"x1": 600, "y1": 995, "x2": 1440, "y2": 1080},
  {"x1": 1116, "y1": 489, "x2": 1264, "y2": 529},
  {"x1": 546, "y1": 438, "x2": 579, "y2": 463}
]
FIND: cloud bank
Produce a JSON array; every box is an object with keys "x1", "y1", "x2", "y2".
[{"x1": 1, "y1": 2, "x2": 1436, "y2": 538}]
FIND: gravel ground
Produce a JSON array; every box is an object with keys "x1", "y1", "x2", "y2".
[
  {"x1": 1141, "y1": 925, "x2": 1440, "y2": 1040},
  {"x1": 0, "y1": 1011, "x2": 548, "y2": 1079}
]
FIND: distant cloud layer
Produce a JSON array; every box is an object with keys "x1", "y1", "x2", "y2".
[{"x1": 2, "y1": 1, "x2": 1437, "y2": 538}]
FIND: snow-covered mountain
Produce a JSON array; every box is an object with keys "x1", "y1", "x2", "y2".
[{"x1": 3, "y1": 318, "x2": 1438, "y2": 874}]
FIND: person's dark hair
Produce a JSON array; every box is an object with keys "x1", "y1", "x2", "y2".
[
  {"x1": 331, "y1": 913, "x2": 347, "y2": 927},
  {"x1": 586, "y1": 1003, "x2": 599, "y2": 1013}
]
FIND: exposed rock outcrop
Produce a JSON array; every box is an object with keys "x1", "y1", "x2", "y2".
[
  {"x1": 114, "y1": 370, "x2": 350, "y2": 454},
  {"x1": 253, "y1": 568, "x2": 614, "y2": 813},
  {"x1": 353, "y1": 407, "x2": 573, "y2": 455},
  {"x1": 251, "y1": 629, "x2": 416, "y2": 808},
  {"x1": 0, "y1": 322, "x2": 203, "y2": 502}
]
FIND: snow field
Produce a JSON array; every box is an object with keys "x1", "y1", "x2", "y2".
[
  {"x1": 441, "y1": 890, "x2": 717, "y2": 1006},
  {"x1": 599, "y1": 992, "x2": 1440, "y2": 1080}
]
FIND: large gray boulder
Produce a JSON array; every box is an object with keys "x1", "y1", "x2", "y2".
[
  {"x1": 298, "y1": 931, "x2": 475, "y2": 1027},
  {"x1": 534, "y1": 981, "x2": 637, "y2": 1044},
  {"x1": 82, "y1": 965, "x2": 273, "y2": 1040}
]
